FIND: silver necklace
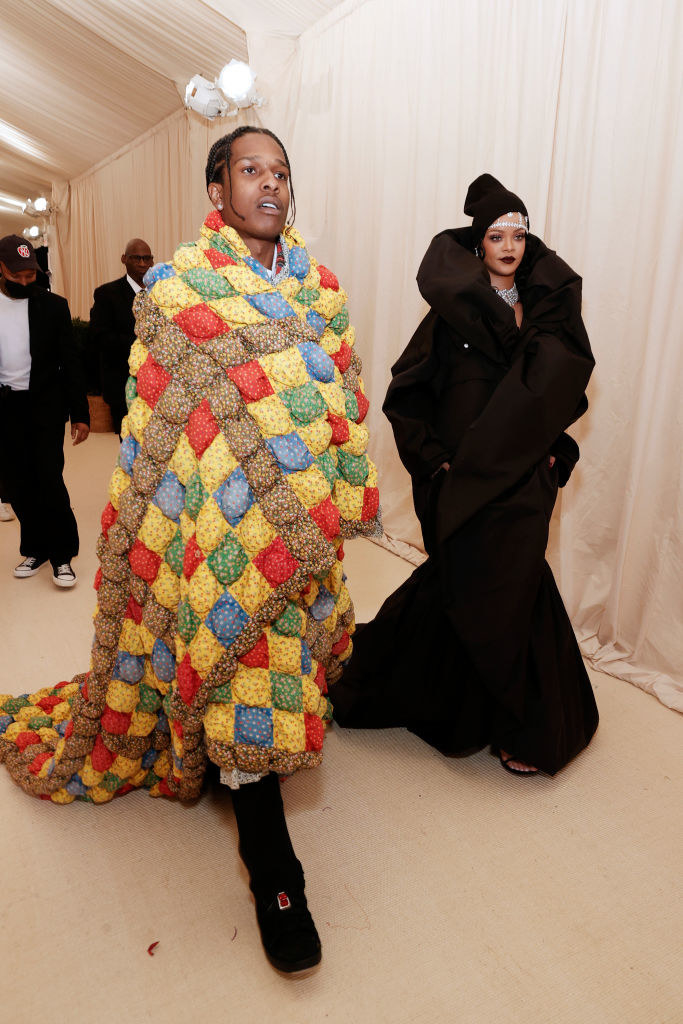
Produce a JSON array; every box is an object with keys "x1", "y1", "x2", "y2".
[{"x1": 493, "y1": 282, "x2": 519, "y2": 307}]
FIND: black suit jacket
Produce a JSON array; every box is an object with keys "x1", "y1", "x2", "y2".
[
  {"x1": 89, "y1": 275, "x2": 136, "y2": 418},
  {"x1": 27, "y1": 285, "x2": 90, "y2": 427}
]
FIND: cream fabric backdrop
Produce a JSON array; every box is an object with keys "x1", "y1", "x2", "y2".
[{"x1": 53, "y1": 0, "x2": 682, "y2": 709}]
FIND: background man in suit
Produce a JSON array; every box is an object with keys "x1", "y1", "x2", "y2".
[
  {"x1": 89, "y1": 238, "x2": 153, "y2": 435},
  {"x1": 0, "y1": 235, "x2": 90, "y2": 587}
]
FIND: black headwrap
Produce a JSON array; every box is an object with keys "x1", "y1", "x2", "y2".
[{"x1": 464, "y1": 173, "x2": 528, "y2": 246}]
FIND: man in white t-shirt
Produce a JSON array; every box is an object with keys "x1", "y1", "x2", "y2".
[{"x1": 0, "y1": 235, "x2": 90, "y2": 587}]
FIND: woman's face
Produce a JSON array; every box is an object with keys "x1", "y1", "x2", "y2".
[
  {"x1": 481, "y1": 219, "x2": 526, "y2": 280},
  {"x1": 214, "y1": 132, "x2": 290, "y2": 243}
]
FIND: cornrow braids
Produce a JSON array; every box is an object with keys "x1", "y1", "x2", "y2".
[{"x1": 205, "y1": 126, "x2": 296, "y2": 226}]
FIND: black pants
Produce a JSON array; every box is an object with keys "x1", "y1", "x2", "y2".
[{"x1": 0, "y1": 388, "x2": 79, "y2": 565}]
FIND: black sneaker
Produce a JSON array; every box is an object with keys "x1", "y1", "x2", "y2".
[
  {"x1": 254, "y1": 887, "x2": 322, "y2": 973},
  {"x1": 52, "y1": 562, "x2": 77, "y2": 588},
  {"x1": 13, "y1": 556, "x2": 47, "y2": 578}
]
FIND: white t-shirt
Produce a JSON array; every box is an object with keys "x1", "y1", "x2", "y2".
[{"x1": 0, "y1": 289, "x2": 31, "y2": 390}]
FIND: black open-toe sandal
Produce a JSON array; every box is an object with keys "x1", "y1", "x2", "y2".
[{"x1": 497, "y1": 750, "x2": 539, "y2": 776}]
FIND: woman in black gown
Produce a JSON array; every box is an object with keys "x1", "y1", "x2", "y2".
[{"x1": 332, "y1": 174, "x2": 598, "y2": 775}]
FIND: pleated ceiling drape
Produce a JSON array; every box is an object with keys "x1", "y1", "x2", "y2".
[{"x1": 53, "y1": 0, "x2": 683, "y2": 710}]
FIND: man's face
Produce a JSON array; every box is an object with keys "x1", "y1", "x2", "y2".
[
  {"x1": 121, "y1": 241, "x2": 153, "y2": 286},
  {"x1": 221, "y1": 132, "x2": 290, "y2": 243},
  {"x1": 0, "y1": 260, "x2": 37, "y2": 287}
]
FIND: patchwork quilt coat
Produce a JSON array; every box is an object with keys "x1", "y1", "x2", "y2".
[{"x1": 0, "y1": 213, "x2": 380, "y2": 803}]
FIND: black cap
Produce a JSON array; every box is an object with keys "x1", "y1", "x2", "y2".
[
  {"x1": 464, "y1": 174, "x2": 528, "y2": 246},
  {"x1": 0, "y1": 235, "x2": 39, "y2": 273}
]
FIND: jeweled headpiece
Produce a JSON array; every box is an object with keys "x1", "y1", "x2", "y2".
[{"x1": 488, "y1": 212, "x2": 529, "y2": 232}]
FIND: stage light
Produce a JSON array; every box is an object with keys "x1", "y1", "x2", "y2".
[
  {"x1": 217, "y1": 60, "x2": 255, "y2": 103},
  {"x1": 184, "y1": 75, "x2": 226, "y2": 120}
]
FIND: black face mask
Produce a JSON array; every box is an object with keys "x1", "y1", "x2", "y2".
[{"x1": 3, "y1": 278, "x2": 33, "y2": 299}]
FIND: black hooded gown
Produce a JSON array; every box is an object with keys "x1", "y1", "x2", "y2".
[{"x1": 332, "y1": 229, "x2": 599, "y2": 774}]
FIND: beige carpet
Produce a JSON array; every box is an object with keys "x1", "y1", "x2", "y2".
[{"x1": 1, "y1": 433, "x2": 681, "y2": 1024}]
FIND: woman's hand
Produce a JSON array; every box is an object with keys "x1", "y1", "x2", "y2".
[{"x1": 71, "y1": 422, "x2": 90, "y2": 445}]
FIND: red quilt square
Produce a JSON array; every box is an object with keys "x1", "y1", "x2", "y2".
[
  {"x1": 238, "y1": 633, "x2": 270, "y2": 669},
  {"x1": 93, "y1": 567, "x2": 103, "y2": 590},
  {"x1": 91, "y1": 733, "x2": 116, "y2": 772},
  {"x1": 355, "y1": 390, "x2": 369, "y2": 423},
  {"x1": 101, "y1": 707, "x2": 132, "y2": 735},
  {"x1": 177, "y1": 653, "x2": 202, "y2": 706},
  {"x1": 227, "y1": 360, "x2": 274, "y2": 403},
  {"x1": 331, "y1": 631, "x2": 350, "y2": 657},
  {"x1": 186, "y1": 398, "x2": 220, "y2": 458},
  {"x1": 136, "y1": 355, "x2": 172, "y2": 409},
  {"x1": 327, "y1": 412, "x2": 350, "y2": 445},
  {"x1": 204, "y1": 210, "x2": 225, "y2": 232},
  {"x1": 253, "y1": 538, "x2": 299, "y2": 587},
  {"x1": 28, "y1": 750, "x2": 53, "y2": 775},
  {"x1": 174, "y1": 303, "x2": 227, "y2": 342},
  {"x1": 172, "y1": 719, "x2": 183, "y2": 739},
  {"x1": 304, "y1": 713, "x2": 325, "y2": 751},
  {"x1": 317, "y1": 265, "x2": 339, "y2": 292},
  {"x1": 15, "y1": 731, "x2": 41, "y2": 752},
  {"x1": 309, "y1": 496, "x2": 340, "y2": 540},
  {"x1": 205, "y1": 247, "x2": 237, "y2": 270},
  {"x1": 331, "y1": 341, "x2": 352, "y2": 373},
  {"x1": 37, "y1": 695, "x2": 62, "y2": 714},
  {"x1": 101, "y1": 502, "x2": 118, "y2": 537},
  {"x1": 361, "y1": 486, "x2": 380, "y2": 522},
  {"x1": 125, "y1": 596, "x2": 143, "y2": 623},
  {"x1": 314, "y1": 662, "x2": 328, "y2": 694},
  {"x1": 128, "y1": 539, "x2": 162, "y2": 583},
  {"x1": 182, "y1": 535, "x2": 205, "y2": 579}
]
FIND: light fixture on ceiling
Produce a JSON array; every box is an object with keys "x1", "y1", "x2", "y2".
[
  {"x1": 25, "y1": 196, "x2": 52, "y2": 218},
  {"x1": 184, "y1": 60, "x2": 263, "y2": 120},
  {"x1": 22, "y1": 224, "x2": 48, "y2": 246}
]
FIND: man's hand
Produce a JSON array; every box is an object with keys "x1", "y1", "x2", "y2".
[{"x1": 71, "y1": 422, "x2": 90, "y2": 445}]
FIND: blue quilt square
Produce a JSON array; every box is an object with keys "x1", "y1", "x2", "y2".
[
  {"x1": 266, "y1": 432, "x2": 314, "y2": 472},
  {"x1": 306, "y1": 309, "x2": 327, "y2": 337},
  {"x1": 153, "y1": 471, "x2": 185, "y2": 521},
  {"x1": 214, "y1": 467, "x2": 255, "y2": 525},
  {"x1": 248, "y1": 291, "x2": 296, "y2": 320},
  {"x1": 288, "y1": 246, "x2": 311, "y2": 280},
  {"x1": 119, "y1": 435, "x2": 140, "y2": 475},
  {"x1": 151, "y1": 639, "x2": 176, "y2": 683},
  {"x1": 297, "y1": 342, "x2": 335, "y2": 382},
  {"x1": 113, "y1": 652, "x2": 145, "y2": 684},
  {"x1": 206, "y1": 592, "x2": 250, "y2": 647},
  {"x1": 234, "y1": 705, "x2": 274, "y2": 748}
]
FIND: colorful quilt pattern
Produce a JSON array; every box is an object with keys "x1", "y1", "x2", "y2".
[{"x1": 0, "y1": 213, "x2": 380, "y2": 804}]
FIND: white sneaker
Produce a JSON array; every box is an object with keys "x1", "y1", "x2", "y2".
[
  {"x1": 14, "y1": 556, "x2": 48, "y2": 578},
  {"x1": 0, "y1": 502, "x2": 15, "y2": 521},
  {"x1": 53, "y1": 562, "x2": 77, "y2": 588}
]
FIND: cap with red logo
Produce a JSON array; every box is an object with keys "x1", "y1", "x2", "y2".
[{"x1": 0, "y1": 235, "x2": 39, "y2": 273}]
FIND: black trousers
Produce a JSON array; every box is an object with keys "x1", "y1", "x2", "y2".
[{"x1": 0, "y1": 387, "x2": 79, "y2": 565}]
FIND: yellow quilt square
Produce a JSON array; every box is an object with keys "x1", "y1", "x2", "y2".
[
  {"x1": 297, "y1": 418, "x2": 332, "y2": 456},
  {"x1": 302, "y1": 578, "x2": 319, "y2": 608},
  {"x1": 120, "y1": 617, "x2": 145, "y2": 656},
  {"x1": 174, "y1": 245, "x2": 211, "y2": 272},
  {"x1": 269, "y1": 634, "x2": 302, "y2": 675},
  {"x1": 272, "y1": 709, "x2": 306, "y2": 754},
  {"x1": 129, "y1": 709, "x2": 158, "y2": 737},
  {"x1": 188, "y1": 623, "x2": 225, "y2": 678},
  {"x1": 108, "y1": 467, "x2": 131, "y2": 509},
  {"x1": 260, "y1": 348, "x2": 308, "y2": 390},
  {"x1": 37, "y1": 727, "x2": 59, "y2": 746},
  {"x1": 336, "y1": 584, "x2": 351, "y2": 617},
  {"x1": 139, "y1": 624, "x2": 156, "y2": 656},
  {"x1": 223, "y1": 264, "x2": 271, "y2": 294},
  {"x1": 323, "y1": 607, "x2": 339, "y2": 635},
  {"x1": 126, "y1": 398, "x2": 153, "y2": 441},
  {"x1": 317, "y1": 381, "x2": 347, "y2": 417},
  {"x1": 152, "y1": 561, "x2": 181, "y2": 610},
  {"x1": 151, "y1": 276, "x2": 198, "y2": 309},
  {"x1": 199, "y1": 434, "x2": 238, "y2": 492},
  {"x1": 230, "y1": 562, "x2": 272, "y2": 616},
  {"x1": 139, "y1": 504, "x2": 177, "y2": 555},
  {"x1": 111, "y1": 754, "x2": 142, "y2": 780},
  {"x1": 204, "y1": 702, "x2": 235, "y2": 745},
  {"x1": 50, "y1": 789, "x2": 76, "y2": 805},
  {"x1": 365, "y1": 462, "x2": 378, "y2": 488},
  {"x1": 128, "y1": 340, "x2": 149, "y2": 376},
  {"x1": 333, "y1": 479, "x2": 364, "y2": 521},
  {"x1": 232, "y1": 665, "x2": 272, "y2": 707},
  {"x1": 169, "y1": 433, "x2": 198, "y2": 486},
  {"x1": 343, "y1": 421, "x2": 370, "y2": 457},
  {"x1": 154, "y1": 750, "x2": 171, "y2": 779},
  {"x1": 188, "y1": 561, "x2": 223, "y2": 618},
  {"x1": 208, "y1": 295, "x2": 265, "y2": 325},
  {"x1": 142, "y1": 660, "x2": 165, "y2": 691},
  {"x1": 302, "y1": 678, "x2": 325, "y2": 715},
  {"x1": 288, "y1": 466, "x2": 331, "y2": 508},
  {"x1": 80, "y1": 761, "x2": 104, "y2": 788},
  {"x1": 248, "y1": 393, "x2": 294, "y2": 437},
  {"x1": 236, "y1": 505, "x2": 277, "y2": 557},
  {"x1": 312, "y1": 288, "x2": 346, "y2": 320},
  {"x1": 195, "y1": 497, "x2": 227, "y2": 554},
  {"x1": 106, "y1": 679, "x2": 139, "y2": 714},
  {"x1": 179, "y1": 510, "x2": 195, "y2": 543}
]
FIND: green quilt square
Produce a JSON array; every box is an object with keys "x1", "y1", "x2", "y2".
[
  {"x1": 280, "y1": 382, "x2": 326, "y2": 425},
  {"x1": 270, "y1": 671, "x2": 304, "y2": 713},
  {"x1": 207, "y1": 534, "x2": 249, "y2": 586}
]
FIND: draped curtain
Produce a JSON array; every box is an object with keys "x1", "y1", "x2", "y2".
[{"x1": 54, "y1": 0, "x2": 683, "y2": 710}]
